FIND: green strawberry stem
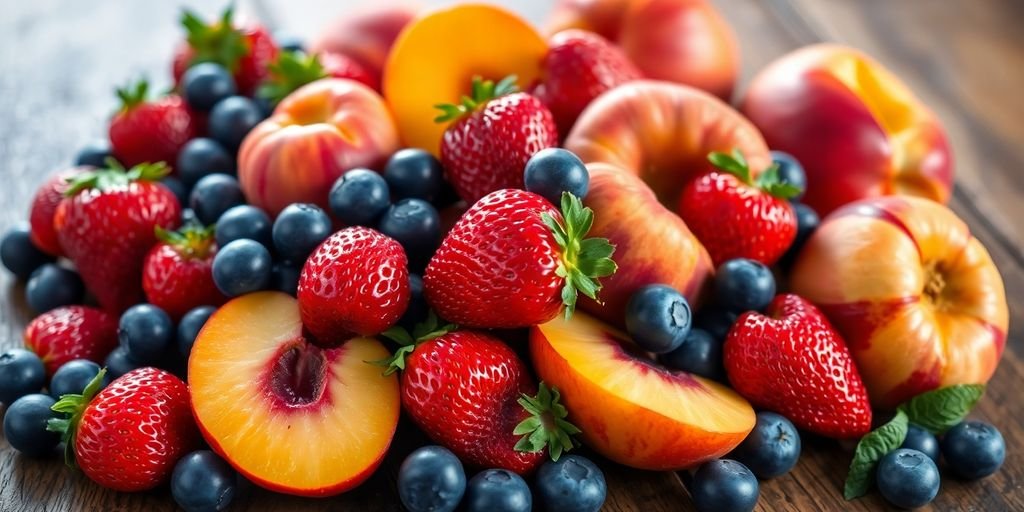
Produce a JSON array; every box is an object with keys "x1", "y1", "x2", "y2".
[
  {"x1": 542, "y1": 192, "x2": 617, "y2": 319},
  {"x1": 46, "y1": 368, "x2": 108, "y2": 468},
  {"x1": 156, "y1": 223, "x2": 216, "y2": 259},
  {"x1": 433, "y1": 75, "x2": 520, "y2": 123},
  {"x1": 370, "y1": 311, "x2": 456, "y2": 375},
  {"x1": 181, "y1": 6, "x2": 250, "y2": 72},
  {"x1": 64, "y1": 160, "x2": 170, "y2": 197},
  {"x1": 257, "y1": 51, "x2": 328, "y2": 105},
  {"x1": 115, "y1": 78, "x2": 150, "y2": 112},
  {"x1": 513, "y1": 382, "x2": 581, "y2": 461},
  {"x1": 707, "y1": 149, "x2": 802, "y2": 199}
]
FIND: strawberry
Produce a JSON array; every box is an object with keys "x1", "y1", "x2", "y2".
[
  {"x1": 678, "y1": 150, "x2": 800, "y2": 267},
  {"x1": 23, "y1": 306, "x2": 118, "y2": 376},
  {"x1": 297, "y1": 226, "x2": 410, "y2": 346},
  {"x1": 436, "y1": 76, "x2": 558, "y2": 203},
  {"x1": 47, "y1": 367, "x2": 198, "y2": 491},
  {"x1": 54, "y1": 162, "x2": 182, "y2": 314},
  {"x1": 378, "y1": 315, "x2": 580, "y2": 474},
  {"x1": 108, "y1": 79, "x2": 196, "y2": 168},
  {"x1": 531, "y1": 29, "x2": 642, "y2": 137},
  {"x1": 29, "y1": 167, "x2": 86, "y2": 257},
  {"x1": 424, "y1": 190, "x2": 616, "y2": 328},
  {"x1": 723, "y1": 294, "x2": 872, "y2": 438},
  {"x1": 142, "y1": 224, "x2": 226, "y2": 320},
  {"x1": 257, "y1": 50, "x2": 377, "y2": 106},
  {"x1": 172, "y1": 7, "x2": 279, "y2": 96}
]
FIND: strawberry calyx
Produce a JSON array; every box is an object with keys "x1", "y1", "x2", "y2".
[
  {"x1": 433, "y1": 75, "x2": 520, "y2": 123},
  {"x1": 181, "y1": 6, "x2": 250, "y2": 73},
  {"x1": 46, "y1": 368, "x2": 107, "y2": 468},
  {"x1": 513, "y1": 382, "x2": 581, "y2": 461},
  {"x1": 371, "y1": 311, "x2": 456, "y2": 376},
  {"x1": 542, "y1": 192, "x2": 617, "y2": 319},
  {"x1": 64, "y1": 159, "x2": 170, "y2": 197},
  {"x1": 115, "y1": 78, "x2": 151, "y2": 112},
  {"x1": 257, "y1": 50, "x2": 328, "y2": 105},
  {"x1": 156, "y1": 223, "x2": 216, "y2": 260},
  {"x1": 708, "y1": 149, "x2": 802, "y2": 199}
]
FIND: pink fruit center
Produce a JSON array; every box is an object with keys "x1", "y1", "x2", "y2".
[{"x1": 268, "y1": 341, "x2": 329, "y2": 407}]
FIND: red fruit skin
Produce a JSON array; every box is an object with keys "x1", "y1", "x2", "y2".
[
  {"x1": 403, "y1": 330, "x2": 544, "y2": 474},
  {"x1": 29, "y1": 168, "x2": 85, "y2": 257},
  {"x1": 298, "y1": 227, "x2": 410, "y2": 345},
  {"x1": 424, "y1": 189, "x2": 563, "y2": 328},
  {"x1": 532, "y1": 29, "x2": 643, "y2": 137},
  {"x1": 440, "y1": 93, "x2": 558, "y2": 203},
  {"x1": 142, "y1": 243, "x2": 226, "y2": 321},
  {"x1": 678, "y1": 171, "x2": 797, "y2": 267},
  {"x1": 75, "y1": 367, "x2": 198, "y2": 492},
  {"x1": 54, "y1": 182, "x2": 181, "y2": 314},
  {"x1": 321, "y1": 51, "x2": 379, "y2": 92},
  {"x1": 723, "y1": 294, "x2": 872, "y2": 439},
  {"x1": 172, "y1": 24, "x2": 279, "y2": 96},
  {"x1": 109, "y1": 95, "x2": 196, "y2": 168},
  {"x1": 23, "y1": 306, "x2": 118, "y2": 376}
]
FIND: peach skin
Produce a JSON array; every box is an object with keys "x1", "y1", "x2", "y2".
[
  {"x1": 309, "y1": 3, "x2": 418, "y2": 90},
  {"x1": 741, "y1": 44, "x2": 953, "y2": 216},
  {"x1": 238, "y1": 78, "x2": 399, "y2": 217},
  {"x1": 546, "y1": 0, "x2": 630, "y2": 41},
  {"x1": 790, "y1": 196, "x2": 1007, "y2": 409}
]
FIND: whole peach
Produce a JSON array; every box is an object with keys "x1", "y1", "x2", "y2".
[
  {"x1": 309, "y1": 3, "x2": 418, "y2": 90},
  {"x1": 546, "y1": 0, "x2": 630, "y2": 40}
]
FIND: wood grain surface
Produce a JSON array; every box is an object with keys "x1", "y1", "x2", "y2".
[{"x1": 1, "y1": 0, "x2": 1021, "y2": 510}]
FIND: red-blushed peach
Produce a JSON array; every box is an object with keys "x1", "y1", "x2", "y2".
[
  {"x1": 238, "y1": 78, "x2": 399, "y2": 217},
  {"x1": 790, "y1": 196, "x2": 1007, "y2": 409},
  {"x1": 530, "y1": 312, "x2": 754, "y2": 470},
  {"x1": 581, "y1": 163, "x2": 713, "y2": 326},
  {"x1": 741, "y1": 44, "x2": 953, "y2": 216},
  {"x1": 309, "y1": 3, "x2": 418, "y2": 90},
  {"x1": 546, "y1": 0, "x2": 630, "y2": 41}
]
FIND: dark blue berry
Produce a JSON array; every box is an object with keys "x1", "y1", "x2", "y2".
[
  {"x1": 275, "y1": 32, "x2": 305, "y2": 53},
  {"x1": 254, "y1": 95, "x2": 275, "y2": 118},
  {"x1": 74, "y1": 140, "x2": 113, "y2": 168},
  {"x1": 171, "y1": 450, "x2": 237, "y2": 512},
  {"x1": 182, "y1": 63, "x2": 238, "y2": 112},
  {"x1": 3, "y1": 393, "x2": 60, "y2": 457},
  {"x1": 729, "y1": 412, "x2": 801, "y2": 479},
  {"x1": 161, "y1": 176, "x2": 190, "y2": 207},
  {"x1": 49, "y1": 359, "x2": 108, "y2": 398},
  {"x1": 779, "y1": 203, "x2": 820, "y2": 269},
  {"x1": 715, "y1": 259, "x2": 775, "y2": 313},
  {"x1": 0, "y1": 349, "x2": 46, "y2": 404},
  {"x1": 535, "y1": 455, "x2": 606, "y2": 512},
  {"x1": 208, "y1": 96, "x2": 263, "y2": 151},
  {"x1": 190, "y1": 173, "x2": 246, "y2": 225},
  {"x1": 104, "y1": 346, "x2": 142, "y2": 379},
  {"x1": 216, "y1": 205, "x2": 272, "y2": 248},
  {"x1": 660, "y1": 328, "x2": 724, "y2": 381},
  {"x1": 770, "y1": 151, "x2": 806, "y2": 200},
  {"x1": 328, "y1": 169, "x2": 391, "y2": 227},
  {"x1": 465, "y1": 469, "x2": 532, "y2": 512},
  {"x1": 941, "y1": 420, "x2": 1005, "y2": 480},
  {"x1": 399, "y1": 274, "x2": 428, "y2": 330},
  {"x1": 384, "y1": 149, "x2": 446, "y2": 202},
  {"x1": 178, "y1": 305, "x2": 217, "y2": 358},
  {"x1": 177, "y1": 138, "x2": 235, "y2": 188},
  {"x1": 695, "y1": 307, "x2": 739, "y2": 342},
  {"x1": 182, "y1": 208, "x2": 200, "y2": 225},
  {"x1": 523, "y1": 148, "x2": 589, "y2": 204},
  {"x1": 270, "y1": 262, "x2": 302, "y2": 296},
  {"x1": 1, "y1": 225, "x2": 55, "y2": 280},
  {"x1": 212, "y1": 239, "x2": 273, "y2": 296},
  {"x1": 397, "y1": 445, "x2": 466, "y2": 512},
  {"x1": 901, "y1": 424, "x2": 940, "y2": 464},
  {"x1": 690, "y1": 459, "x2": 759, "y2": 512},
  {"x1": 624, "y1": 284, "x2": 692, "y2": 354},
  {"x1": 26, "y1": 264, "x2": 84, "y2": 313},
  {"x1": 272, "y1": 203, "x2": 332, "y2": 264},
  {"x1": 876, "y1": 448, "x2": 940, "y2": 509},
  {"x1": 119, "y1": 304, "x2": 174, "y2": 363},
  {"x1": 378, "y1": 199, "x2": 441, "y2": 272}
]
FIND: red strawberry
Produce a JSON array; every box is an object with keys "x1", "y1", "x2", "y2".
[
  {"x1": 142, "y1": 224, "x2": 226, "y2": 320},
  {"x1": 108, "y1": 79, "x2": 196, "y2": 168},
  {"x1": 678, "y1": 150, "x2": 799, "y2": 266},
  {"x1": 172, "y1": 7, "x2": 279, "y2": 96},
  {"x1": 256, "y1": 50, "x2": 377, "y2": 107},
  {"x1": 54, "y1": 162, "x2": 182, "y2": 314},
  {"x1": 436, "y1": 76, "x2": 558, "y2": 203},
  {"x1": 723, "y1": 293, "x2": 872, "y2": 438},
  {"x1": 531, "y1": 29, "x2": 642, "y2": 137},
  {"x1": 23, "y1": 306, "x2": 118, "y2": 376},
  {"x1": 47, "y1": 367, "x2": 198, "y2": 491},
  {"x1": 29, "y1": 167, "x2": 86, "y2": 257},
  {"x1": 298, "y1": 226, "x2": 410, "y2": 346},
  {"x1": 424, "y1": 189, "x2": 616, "y2": 328}
]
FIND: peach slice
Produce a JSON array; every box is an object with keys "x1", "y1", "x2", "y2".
[
  {"x1": 383, "y1": 4, "x2": 547, "y2": 154},
  {"x1": 189, "y1": 292, "x2": 400, "y2": 496},
  {"x1": 530, "y1": 312, "x2": 754, "y2": 470}
]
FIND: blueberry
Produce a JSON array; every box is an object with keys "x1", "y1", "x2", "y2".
[
  {"x1": 208, "y1": 96, "x2": 263, "y2": 151},
  {"x1": 272, "y1": 203, "x2": 332, "y2": 264},
  {"x1": 397, "y1": 445, "x2": 466, "y2": 512},
  {"x1": 1, "y1": 225, "x2": 54, "y2": 280},
  {"x1": 104, "y1": 346, "x2": 143, "y2": 379},
  {"x1": 660, "y1": 328, "x2": 724, "y2": 382},
  {"x1": 695, "y1": 306, "x2": 740, "y2": 342},
  {"x1": 523, "y1": 148, "x2": 589, "y2": 204},
  {"x1": 177, "y1": 305, "x2": 217, "y2": 358},
  {"x1": 119, "y1": 304, "x2": 174, "y2": 363},
  {"x1": 624, "y1": 284, "x2": 692, "y2": 354},
  {"x1": 378, "y1": 199, "x2": 441, "y2": 272},
  {"x1": 690, "y1": 459, "x2": 759, "y2": 512},
  {"x1": 182, "y1": 208, "x2": 200, "y2": 226},
  {"x1": 901, "y1": 424, "x2": 940, "y2": 464},
  {"x1": 729, "y1": 412, "x2": 800, "y2": 479},
  {"x1": 190, "y1": 173, "x2": 246, "y2": 225},
  {"x1": 212, "y1": 239, "x2": 273, "y2": 296},
  {"x1": 216, "y1": 205, "x2": 272, "y2": 248},
  {"x1": 3, "y1": 393, "x2": 60, "y2": 457},
  {"x1": 177, "y1": 138, "x2": 235, "y2": 188},
  {"x1": 161, "y1": 176, "x2": 190, "y2": 207},
  {"x1": 328, "y1": 169, "x2": 391, "y2": 227},
  {"x1": 26, "y1": 264, "x2": 84, "y2": 313},
  {"x1": 0, "y1": 349, "x2": 46, "y2": 404},
  {"x1": 876, "y1": 448, "x2": 940, "y2": 509},
  {"x1": 182, "y1": 63, "x2": 237, "y2": 112},
  {"x1": 49, "y1": 359, "x2": 108, "y2": 398},
  {"x1": 770, "y1": 151, "x2": 806, "y2": 200},
  {"x1": 384, "y1": 149, "x2": 446, "y2": 202},
  {"x1": 465, "y1": 469, "x2": 532, "y2": 512},
  {"x1": 715, "y1": 259, "x2": 775, "y2": 313},
  {"x1": 254, "y1": 95, "x2": 275, "y2": 118},
  {"x1": 399, "y1": 274, "x2": 428, "y2": 330},
  {"x1": 779, "y1": 203, "x2": 819, "y2": 268},
  {"x1": 941, "y1": 420, "x2": 1005, "y2": 480},
  {"x1": 535, "y1": 455, "x2": 607, "y2": 512},
  {"x1": 74, "y1": 140, "x2": 113, "y2": 168},
  {"x1": 270, "y1": 262, "x2": 302, "y2": 296},
  {"x1": 275, "y1": 32, "x2": 305, "y2": 53},
  {"x1": 171, "y1": 450, "x2": 237, "y2": 512}
]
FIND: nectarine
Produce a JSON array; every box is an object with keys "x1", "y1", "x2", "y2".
[{"x1": 309, "y1": 3, "x2": 418, "y2": 90}]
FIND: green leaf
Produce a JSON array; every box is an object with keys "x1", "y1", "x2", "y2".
[
  {"x1": 844, "y1": 410, "x2": 909, "y2": 500},
  {"x1": 899, "y1": 384, "x2": 985, "y2": 435},
  {"x1": 257, "y1": 50, "x2": 328, "y2": 105},
  {"x1": 513, "y1": 416, "x2": 542, "y2": 436},
  {"x1": 180, "y1": 6, "x2": 250, "y2": 73},
  {"x1": 548, "y1": 192, "x2": 617, "y2": 319},
  {"x1": 380, "y1": 326, "x2": 414, "y2": 346},
  {"x1": 707, "y1": 151, "x2": 750, "y2": 183},
  {"x1": 48, "y1": 368, "x2": 107, "y2": 469},
  {"x1": 513, "y1": 382, "x2": 581, "y2": 460},
  {"x1": 434, "y1": 75, "x2": 520, "y2": 123}
]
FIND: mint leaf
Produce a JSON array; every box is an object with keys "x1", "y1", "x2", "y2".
[
  {"x1": 899, "y1": 384, "x2": 985, "y2": 435},
  {"x1": 844, "y1": 410, "x2": 909, "y2": 500}
]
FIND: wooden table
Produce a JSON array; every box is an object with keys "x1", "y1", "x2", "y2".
[{"x1": 1, "y1": 0, "x2": 1021, "y2": 510}]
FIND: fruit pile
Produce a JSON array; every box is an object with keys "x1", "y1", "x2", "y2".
[{"x1": 0, "y1": 2, "x2": 1011, "y2": 512}]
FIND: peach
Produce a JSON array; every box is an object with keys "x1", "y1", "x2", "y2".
[
  {"x1": 309, "y1": 3, "x2": 418, "y2": 90},
  {"x1": 546, "y1": 0, "x2": 630, "y2": 41},
  {"x1": 238, "y1": 78, "x2": 399, "y2": 217},
  {"x1": 790, "y1": 196, "x2": 1007, "y2": 409},
  {"x1": 531, "y1": 312, "x2": 754, "y2": 470},
  {"x1": 741, "y1": 44, "x2": 953, "y2": 216}
]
